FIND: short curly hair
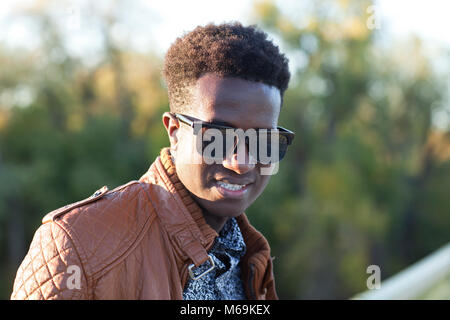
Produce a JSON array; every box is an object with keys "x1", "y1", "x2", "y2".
[{"x1": 162, "y1": 22, "x2": 290, "y2": 113}]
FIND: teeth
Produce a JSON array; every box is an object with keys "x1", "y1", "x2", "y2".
[{"x1": 217, "y1": 181, "x2": 245, "y2": 191}]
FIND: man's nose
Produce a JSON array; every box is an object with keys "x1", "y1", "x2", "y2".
[{"x1": 222, "y1": 144, "x2": 256, "y2": 175}]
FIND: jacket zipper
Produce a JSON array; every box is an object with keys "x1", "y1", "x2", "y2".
[{"x1": 248, "y1": 263, "x2": 257, "y2": 300}]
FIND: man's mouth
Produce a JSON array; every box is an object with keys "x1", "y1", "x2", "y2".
[
  {"x1": 214, "y1": 178, "x2": 253, "y2": 199},
  {"x1": 216, "y1": 180, "x2": 247, "y2": 191}
]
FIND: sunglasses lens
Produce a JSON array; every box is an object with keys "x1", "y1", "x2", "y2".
[
  {"x1": 197, "y1": 126, "x2": 290, "y2": 164},
  {"x1": 255, "y1": 131, "x2": 288, "y2": 164},
  {"x1": 200, "y1": 127, "x2": 232, "y2": 160},
  {"x1": 278, "y1": 134, "x2": 289, "y2": 161}
]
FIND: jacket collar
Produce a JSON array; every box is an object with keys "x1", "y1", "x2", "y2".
[
  {"x1": 138, "y1": 147, "x2": 217, "y2": 268},
  {"x1": 141, "y1": 147, "x2": 271, "y2": 273}
]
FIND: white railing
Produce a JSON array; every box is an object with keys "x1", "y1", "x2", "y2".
[{"x1": 353, "y1": 242, "x2": 450, "y2": 300}]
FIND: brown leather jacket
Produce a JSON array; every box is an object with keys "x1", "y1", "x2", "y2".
[{"x1": 11, "y1": 148, "x2": 278, "y2": 300}]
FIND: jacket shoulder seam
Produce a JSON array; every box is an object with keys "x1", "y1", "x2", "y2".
[
  {"x1": 42, "y1": 186, "x2": 110, "y2": 224},
  {"x1": 91, "y1": 204, "x2": 157, "y2": 279}
]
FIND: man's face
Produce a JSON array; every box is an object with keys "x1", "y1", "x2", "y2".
[{"x1": 163, "y1": 73, "x2": 281, "y2": 229}]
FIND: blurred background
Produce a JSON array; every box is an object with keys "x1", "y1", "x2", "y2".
[{"x1": 0, "y1": 0, "x2": 449, "y2": 299}]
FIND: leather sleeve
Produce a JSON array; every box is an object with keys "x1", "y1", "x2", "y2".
[
  {"x1": 263, "y1": 257, "x2": 279, "y2": 300},
  {"x1": 10, "y1": 221, "x2": 89, "y2": 300}
]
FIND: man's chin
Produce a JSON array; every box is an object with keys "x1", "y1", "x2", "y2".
[
  {"x1": 196, "y1": 197, "x2": 247, "y2": 217},
  {"x1": 206, "y1": 199, "x2": 250, "y2": 218}
]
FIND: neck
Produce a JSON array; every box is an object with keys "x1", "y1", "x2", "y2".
[{"x1": 198, "y1": 208, "x2": 229, "y2": 233}]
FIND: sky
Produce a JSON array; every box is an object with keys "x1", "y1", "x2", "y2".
[
  {"x1": 377, "y1": 0, "x2": 450, "y2": 47},
  {"x1": 1, "y1": 0, "x2": 450, "y2": 55}
]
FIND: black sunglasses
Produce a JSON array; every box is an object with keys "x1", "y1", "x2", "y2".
[{"x1": 172, "y1": 113, "x2": 295, "y2": 163}]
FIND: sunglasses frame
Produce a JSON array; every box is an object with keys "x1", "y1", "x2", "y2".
[
  {"x1": 172, "y1": 113, "x2": 295, "y2": 162},
  {"x1": 173, "y1": 113, "x2": 294, "y2": 142}
]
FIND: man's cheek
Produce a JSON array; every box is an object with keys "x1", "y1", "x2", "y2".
[
  {"x1": 254, "y1": 177, "x2": 271, "y2": 197},
  {"x1": 178, "y1": 133, "x2": 202, "y2": 165}
]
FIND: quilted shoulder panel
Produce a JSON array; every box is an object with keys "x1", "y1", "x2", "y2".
[
  {"x1": 53, "y1": 181, "x2": 156, "y2": 278},
  {"x1": 11, "y1": 221, "x2": 89, "y2": 300}
]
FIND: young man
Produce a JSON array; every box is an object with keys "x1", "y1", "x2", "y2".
[{"x1": 11, "y1": 22, "x2": 293, "y2": 300}]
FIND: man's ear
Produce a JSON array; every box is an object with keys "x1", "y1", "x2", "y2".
[{"x1": 162, "y1": 112, "x2": 180, "y2": 151}]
